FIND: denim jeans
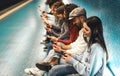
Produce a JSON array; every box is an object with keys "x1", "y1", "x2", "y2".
[
  {"x1": 43, "y1": 49, "x2": 56, "y2": 62},
  {"x1": 46, "y1": 41, "x2": 53, "y2": 54},
  {"x1": 48, "y1": 64, "x2": 79, "y2": 76},
  {"x1": 43, "y1": 49, "x2": 61, "y2": 62}
]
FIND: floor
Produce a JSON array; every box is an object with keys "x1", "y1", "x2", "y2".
[
  {"x1": 0, "y1": 0, "x2": 120, "y2": 76},
  {"x1": 0, "y1": 0, "x2": 46, "y2": 76}
]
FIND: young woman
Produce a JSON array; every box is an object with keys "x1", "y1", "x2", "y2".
[{"x1": 48, "y1": 16, "x2": 108, "y2": 76}]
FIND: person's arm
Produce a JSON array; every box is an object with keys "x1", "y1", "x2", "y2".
[
  {"x1": 42, "y1": 16, "x2": 55, "y2": 28},
  {"x1": 58, "y1": 22, "x2": 70, "y2": 40},
  {"x1": 61, "y1": 44, "x2": 72, "y2": 50},
  {"x1": 57, "y1": 25, "x2": 79, "y2": 45},
  {"x1": 51, "y1": 24, "x2": 61, "y2": 31},
  {"x1": 39, "y1": 6, "x2": 52, "y2": 15},
  {"x1": 67, "y1": 44, "x2": 105, "y2": 75},
  {"x1": 51, "y1": 20, "x2": 63, "y2": 37},
  {"x1": 53, "y1": 43, "x2": 66, "y2": 53},
  {"x1": 51, "y1": 20, "x2": 63, "y2": 32},
  {"x1": 51, "y1": 24, "x2": 61, "y2": 36},
  {"x1": 51, "y1": 29, "x2": 60, "y2": 37}
]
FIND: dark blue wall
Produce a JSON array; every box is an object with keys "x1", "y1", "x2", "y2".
[
  {"x1": 0, "y1": 0, "x2": 24, "y2": 11},
  {"x1": 71, "y1": 0, "x2": 120, "y2": 75}
]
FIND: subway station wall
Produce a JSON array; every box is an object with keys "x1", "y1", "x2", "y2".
[
  {"x1": 0, "y1": 0, "x2": 24, "y2": 11},
  {"x1": 71, "y1": 0, "x2": 120, "y2": 75}
]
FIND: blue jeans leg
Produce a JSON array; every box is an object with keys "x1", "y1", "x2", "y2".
[
  {"x1": 43, "y1": 49, "x2": 61, "y2": 62},
  {"x1": 43, "y1": 49, "x2": 55, "y2": 62},
  {"x1": 48, "y1": 64, "x2": 78, "y2": 76},
  {"x1": 46, "y1": 41, "x2": 53, "y2": 54}
]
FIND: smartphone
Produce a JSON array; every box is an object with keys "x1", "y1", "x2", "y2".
[
  {"x1": 63, "y1": 53, "x2": 67, "y2": 57},
  {"x1": 45, "y1": 35, "x2": 50, "y2": 38},
  {"x1": 40, "y1": 15, "x2": 43, "y2": 17},
  {"x1": 61, "y1": 51, "x2": 67, "y2": 57}
]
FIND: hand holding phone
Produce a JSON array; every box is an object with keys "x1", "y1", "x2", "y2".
[{"x1": 63, "y1": 52, "x2": 72, "y2": 63}]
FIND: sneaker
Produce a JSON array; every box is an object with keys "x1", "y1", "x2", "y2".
[
  {"x1": 40, "y1": 37, "x2": 50, "y2": 44},
  {"x1": 36, "y1": 70, "x2": 45, "y2": 76},
  {"x1": 24, "y1": 68, "x2": 39, "y2": 75},
  {"x1": 24, "y1": 68, "x2": 45, "y2": 76},
  {"x1": 40, "y1": 40, "x2": 46, "y2": 44},
  {"x1": 43, "y1": 48, "x2": 48, "y2": 51}
]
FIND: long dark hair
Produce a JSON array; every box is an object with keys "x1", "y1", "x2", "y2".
[{"x1": 86, "y1": 16, "x2": 108, "y2": 61}]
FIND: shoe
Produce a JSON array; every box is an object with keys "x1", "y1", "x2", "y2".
[
  {"x1": 40, "y1": 41, "x2": 46, "y2": 44},
  {"x1": 24, "y1": 68, "x2": 39, "y2": 75},
  {"x1": 43, "y1": 46, "x2": 48, "y2": 51},
  {"x1": 40, "y1": 37, "x2": 50, "y2": 44},
  {"x1": 36, "y1": 70, "x2": 45, "y2": 76},
  {"x1": 24, "y1": 68, "x2": 45, "y2": 76},
  {"x1": 43, "y1": 46, "x2": 47, "y2": 49},
  {"x1": 36, "y1": 57, "x2": 59, "y2": 71},
  {"x1": 49, "y1": 57, "x2": 59, "y2": 65},
  {"x1": 44, "y1": 37, "x2": 50, "y2": 43},
  {"x1": 43, "y1": 48, "x2": 48, "y2": 51},
  {"x1": 36, "y1": 62, "x2": 52, "y2": 72},
  {"x1": 40, "y1": 40, "x2": 47, "y2": 44}
]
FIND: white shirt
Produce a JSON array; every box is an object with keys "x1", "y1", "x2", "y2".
[{"x1": 66, "y1": 28, "x2": 88, "y2": 56}]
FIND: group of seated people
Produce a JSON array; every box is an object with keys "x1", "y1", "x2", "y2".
[{"x1": 24, "y1": 0, "x2": 109, "y2": 76}]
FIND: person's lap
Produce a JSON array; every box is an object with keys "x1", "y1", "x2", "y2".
[{"x1": 49, "y1": 64, "x2": 79, "y2": 76}]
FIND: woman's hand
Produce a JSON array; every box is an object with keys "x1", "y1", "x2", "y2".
[
  {"x1": 53, "y1": 44, "x2": 62, "y2": 53},
  {"x1": 50, "y1": 36, "x2": 58, "y2": 41},
  {"x1": 82, "y1": 22, "x2": 91, "y2": 37},
  {"x1": 63, "y1": 53, "x2": 72, "y2": 63},
  {"x1": 46, "y1": 28, "x2": 52, "y2": 33}
]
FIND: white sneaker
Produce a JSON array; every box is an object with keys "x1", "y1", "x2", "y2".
[
  {"x1": 24, "y1": 68, "x2": 45, "y2": 76},
  {"x1": 36, "y1": 70, "x2": 45, "y2": 76}
]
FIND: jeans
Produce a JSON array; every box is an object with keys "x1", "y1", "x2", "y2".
[
  {"x1": 46, "y1": 41, "x2": 53, "y2": 54},
  {"x1": 43, "y1": 49, "x2": 56, "y2": 62},
  {"x1": 48, "y1": 64, "x2": 79, "y2": 76},
  {"x1": 43, "y1": 49, "x2": 61, "y2": 62}
]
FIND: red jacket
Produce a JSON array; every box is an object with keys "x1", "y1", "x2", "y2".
[{"x1": 57, "y1": 24, "x2": 80, "y2": 45}]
